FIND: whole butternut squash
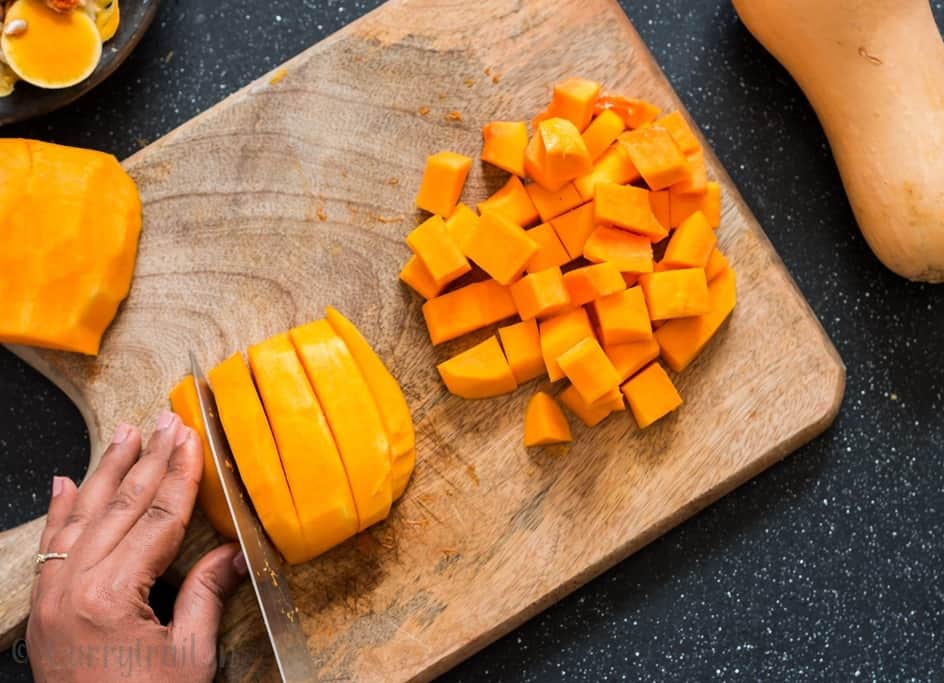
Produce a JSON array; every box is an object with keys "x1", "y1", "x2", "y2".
[{"x1": 733, "y1": 0, "x2": 944, "y2": 282}]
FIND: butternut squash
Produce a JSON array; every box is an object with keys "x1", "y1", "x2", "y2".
[
  {"x1": 416, "y1": 151, "x2": 472, "y2": 217},
  {"x1": 406, "y1": 215, "x2": 470, "y2": 288},
  {"x1": 556, "y1": 336, "x2": 621, "y2": 404},
  {"x1": 592, "y1": 287, "x2": 653, "y2": 346},
  {"x1": 464, "y1": 212, "x2": 538, "y2": 285},
  {"x1": 422, "y1": 279, "x2": 517, "y2": 344},
  {"x1": 523, "y1": 392, "x2": 572, "y2": 446},
  {"x1": 538, "y1": 307, "x2": 594, "y2": 381},
  {"x1": 525, "y1": 222, "x2": 572, "y2": 273},
  {"x1": 481, "y1": 121, "x2": 528, "y2": 176},
  {"x1": 733, "y1": 0, "x2": 944, "y2": 281},
  {"x1": 622, "y1": 362, "x2": 682, "y2": 429},
  {"x1": 477, "y1": 175, "x2": 539, "y2": 228},
  {"x1": 437, "y1": 336, "x2": 518, "y2": 399},
  {"x1": 498, "y1": 318, "x2": 545, "y2": 384},
  {"x1": 510, "y1": 266, "x2": 571, "y2": 321}
]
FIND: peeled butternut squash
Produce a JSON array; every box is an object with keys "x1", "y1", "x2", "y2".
[
  {"x1": 733, "y1": 0, "x2": 944, "y2": 281},
  {"x1": 0, "y1": 139, "x2": 141, "y2": 355}
]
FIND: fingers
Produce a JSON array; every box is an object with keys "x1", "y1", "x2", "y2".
[
  {"x1": 70, "y1": 413, "x2": 191, "y2": 567},
  {"x1": 33, "y1": 476, "x2": 79, "y2": 595},
  {"x1": 171, "y1": 543, "x2": 247, "y2": 663},
  {"x1": 106, "y1": 427, "x2": 203, "y2": 586},
  {"x1": 46, "y1": 421, "x2": 144, "y2": 556}
]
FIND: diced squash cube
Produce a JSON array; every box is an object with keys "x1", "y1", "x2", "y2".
[
  {"x1": 437, "y1": 336, "x2": 517, "y2": 399},
  {"x1": 405, "y1": 215, "x2": 470, "y2": 288},
  {"x1": 662, "y1": 210, "x2": 717, "y2": 269},
  {"x1": 422, "y1": 279, "x2": 517, "y2": 344},
  {"x1": 592, "y1": 287, "x2": 653, "y2": 345},
  {"x1": 539, "y1": 118, "x2": 593, "y2": 188},
  {"x1": 705, "y1": 247, "x2": 729, "y2": 282},
  {"x1": 416, "y1": 151, "x2": 472, "y2": 217},
  {"x1": 619, "y1": 128, "x2": 690, "y2": 190},
  {"x1": 655, "y1": 111, "x2": 701, "y2": 154},
  {"x1": 549, "y1": 202, "x2": 596, "y2": 259},
  {"x1": 593, "y1": 183, "x2": 667, "y2": 241},
  {"x1": 526, "y1": 181, "x2": 585, "y2": 222},
  {"x1": 673, "y1": 149, "x2": 707, "y2": 195},
  {"x1": 639, "y1": 268, "x2": 710, "y2": 321},
  {"x1": 498, "y1": 318, "x2": 545, "y2": 384},
  {"x1": 594, "y1": 94, "x2": 661, "y2": 129},
  {"x1": 581, "y1": 108, "x2": 625, "y2": 161},
  {"x1": 556, "y1": 336, "x2": 621, "y2": 403},
  {"x1": 523, "y1": 391, "x2": 572, "y2": 446},
  {"x1": 605, "y1": 337, "x2": 661, "y2": 382},
  {"x1": 465, "y1": 212, "x2": 538, "y2": 285},
  {"x1": 563, "y1": 262, "x2": 626, "y2": 306},
  {"x1": 510, "y1": 266, "x2": 571, "y2": 321},
  {"x1": 399, "y1": 255, "x2": 442, "y2": 299},
  {"x1": 481, "y1": 121, "x2": 528, "y2": 176},
  {"x1": 445, "y1": 203, "x2": 480, "y2": 251},
  {"x1": 523, "y1": 131, "x2": 559, "y2": 191},
  {"x1": 583, "y1": 226, "x2": 654, "y2": 273},
  {"x1": 559, "y1": 383, "x2": 616, "y2": 427},
  {"x1": 525, "y1": 222, "x2": 571, "y2": 273},
  {"x1": 621, "y1": 362, "x2": 682, "y2": 428},
  {"x1": 593, "y1": 386, "x2": 625, "y2": 412},
  {"x1": 477, "y1": 175, "x2": 539, "y2": 228},
  {"x1": 574, "y1": 143, "x2": 640, "y2": 200},
  {"x1": 544, "y1": 78, "x2": 602, "y2": 132},
  {"x1": 538, "y1": 307, "x2": 594, "y2": 381},
  {"x1": 649, "y1": 190, "x2": 670, "y2": 231},
  {"x1": 655, "y1": 267, "x2": 736, "y2": 372},
  {"x1": 670, "y1": 180, "x2": 721, "y2": 228}
]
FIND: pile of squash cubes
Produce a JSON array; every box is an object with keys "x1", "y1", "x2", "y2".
[{"x1": 399, "y1": 78, "x2": 736, "y2": 446}]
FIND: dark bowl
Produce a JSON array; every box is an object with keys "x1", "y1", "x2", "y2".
[{"x1": 0, "y1": 0, "x2": 160, "y2": 126}]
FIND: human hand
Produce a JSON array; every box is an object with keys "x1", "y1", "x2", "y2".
[{"x1": 27, "y1": 410, "x2": 247, "y2": 682}]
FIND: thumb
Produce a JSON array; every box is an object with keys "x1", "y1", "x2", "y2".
[{"x1": 171, "y1": 543, "x2": 247, "y2": 662}]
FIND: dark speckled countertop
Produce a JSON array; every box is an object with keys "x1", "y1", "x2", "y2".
[{"x1": 2, "y1": 1, "x2": 943, "y2": 680}]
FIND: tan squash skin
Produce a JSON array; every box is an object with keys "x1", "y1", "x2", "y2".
[{"x1": 733, "y1": 0, "x2": 944, "y2": 282}]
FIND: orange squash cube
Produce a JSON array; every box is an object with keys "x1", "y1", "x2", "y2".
[
  {"x1": 662, "y1": 210, "x2": 717, "y2": 269},
  {"x1": 649, "y1": 190, "x2": 671, "y2": 232},
  {"x1": 498, "y1": 318, "x2": 545, "y2": 384},
  {"x1": 525, "y1": 181, "x2": 586, "y2": 223},
  {"x1": 416, "y1": 151, "x2": 472, "y2": 217},
  {"x1": 655, "y1": 111, "x2": 701, "y2": 154},
  {"x1": 538, "y1": 307, "x2": 594, "y2": 381},
  {"x1": 670, "y1": 180, "x2": 721, "y2": 228},
  {"x1": 477, "y1": 175, "x2": 540, "y2": 228},
  {"x1": 704, "y1": 247, "x2": 730, "y2": 282},
  {"x1": 525, "y1": 222, "x2": 571, "y2": 273},
  {"x1": 549, "y1": 202, "x2": 596, "y2": 259},
  {"x1": 563, "y1": 262, "x2": 626, "y2": 306},
  {"x1": 523, "y1": 131, "x2": 558, "y2": 191},
  {"x1": 592, "y1": 287, "x2": 653, "y2": 345},
  {"x1": 582, "y1": 108, "x2": 625, "y2": 162},
  {"x1": 510, "y1": 266, "x2": 572, "y2": 321},
  {"x1": 619, "y1": 128, "x2": 690, "y2": 190},
  {"x1": 583, "y1": 226, "x2": 654, "y2": 273},
  {"x1": 523, "y1": 391, "x2": 572, "y2": 446},
  {"x1": 594, "y1": 94, "x2": 661, "y2": 129},
  {"x1": 481, "y1": 121, "x2": 528, "y2": 177},
  {"x1": 673, "y1": 149, "x2": 707, "y2": 195},
  {"x1": 539, "y1": 118, "x2": 593, "y2": 188},
  {"x1": 638, "y1": 268, "x2": 710, "y2": 321},
  {"x1": 605, "y1": 337, "x2": 661, "y2": 382},
  {"x1": 622, "y1": 362, "x2": 683, "y2": 428},
  {"x1": 465, "y1": 212, "x2": 539, "y2": 285},
  {"x1": 556, "y1": 336, "x2": 621, "y2": 403},
  {"x1": 437, "y1": 336, "x2": 518, "y2": 399},
  {"x1": 399, "y1": 255, "x2": 443, "y2": 300},
  {"x1": 422, "y1": 279, "x2": 517, "y2": 344},
  {"x1": 445, "y1": 203, "x2": 480, "y2": 252},
  {"x1": 559, "y1": 383, "x2": 617, "y2": 427},
  {"x1": 593, "y1": 182, "x2": 667, "y2": 241},
  {"x1": 405, "y1": 215, "x2": 470, "y2": 288},
  {"x1": 544, "y1": 78, "x2": 602, "y2": 132},
  {"x1": 655, "y1": 267, "x2": 736, "y2": 372},
  {"x1": 574, "y1": 143, "x2": 640, "y2": 200}
]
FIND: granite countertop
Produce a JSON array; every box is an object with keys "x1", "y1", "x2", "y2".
[{"x1": 2, "y1": 1, "x2": 942, "y2": 680}]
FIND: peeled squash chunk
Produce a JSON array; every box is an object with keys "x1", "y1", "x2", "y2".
[
  {"x1": 524, "y1": 392, "x2": 572, "y2": 446},
  {"x1": 291, "y1": 320, "x2": 393, "y2": 531},
  {"x1": 169, "y1": 376, "x2": 237, "y2": 540},
  {"x1": 438, "y1": 336, "x2": 518, "y2": 399},
  {"x1": 2, "y1": 0, "x2": 102, "y2": 89},
  {"x1": 0, "y1": 139, "x2": 141, "y2": 354},
  {"x1": 248, "y1": 335, "x2": 358, "y2": 559},
  {"x1": 326, "y1": 306, "x2": 415, "y2": 499}
]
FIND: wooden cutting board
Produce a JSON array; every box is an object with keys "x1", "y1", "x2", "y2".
[{"x1": 0, "y1": 0, "x2": 845, "y2": 679}]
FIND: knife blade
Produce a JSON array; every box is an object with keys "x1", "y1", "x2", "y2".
[{"x1": 189, "y1": 352, "x2": 316, "y2": 683}]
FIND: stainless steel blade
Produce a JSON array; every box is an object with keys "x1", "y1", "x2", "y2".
[{"x1": 189, "y1": 352, "x2": 316, "y2": 683}]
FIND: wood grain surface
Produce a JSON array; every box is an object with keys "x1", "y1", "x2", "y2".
[{"x1": 0, "y1": 0, "x2": 845, "y2": 679}]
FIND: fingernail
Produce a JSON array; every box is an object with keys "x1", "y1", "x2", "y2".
[
  {"x1": 174, "y1": 425, "x2": 191, "y2": 447},
  {"x1": 233, "y1": 551, "x2": 248, "y2": 577},
  {"x1": 156, "y1": 409, "x2": 176, "y2": 431},
  {"x1": 112, "y1": 423, "x2": 133, "y2": 445},
  {"x1": 52, "y1": 476, "x2": 66, "y2": 498}
]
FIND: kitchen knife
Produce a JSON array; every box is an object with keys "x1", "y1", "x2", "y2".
[{"x1": 189, "y1": 352, "x2": 316, "y2": 683}]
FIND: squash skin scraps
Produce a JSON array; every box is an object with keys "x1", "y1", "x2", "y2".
[
  {"x1": 291, "y1": 320, "x2": 393, "y2": 531},
  {"x1": 248, "y1": 334, "x2": 360, "y2": 556},
  {"x1": 0, "y1": 139, "x2": 141, "y2": 355},
  {"x1": 208, "y1": 353, "x2": 308, "y2": 564},
  {"x1": 326, "y1": 306, "x2": 415, "y2": 499},
  {"x1": 437, "y1": 336, "x2": 518, "y2": 399},
  {"x1": 169, "y1": 375, "x2": 237, "y2": 540},
  {"x1": 524, "y1": 392, "x2": 572, "y2": 446}
]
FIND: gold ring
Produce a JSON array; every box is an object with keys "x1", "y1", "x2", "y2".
[{"x1": 34, "y1": 552, "x2": 68, "y2": 567}]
